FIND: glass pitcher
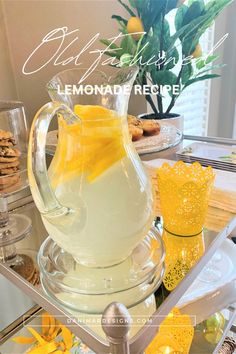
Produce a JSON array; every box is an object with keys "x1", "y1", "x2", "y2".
[{"x1": 28, "y1": 67, "x2": 154, "y2": 268}]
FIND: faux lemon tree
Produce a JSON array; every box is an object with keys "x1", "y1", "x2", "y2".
[{"x1": 101, "y1": 0, "x2": 233, "y2": 119}]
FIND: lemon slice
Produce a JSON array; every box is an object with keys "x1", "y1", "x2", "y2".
[{"x1": 50, "y1": 106, "x2": 127, "y2": 186}]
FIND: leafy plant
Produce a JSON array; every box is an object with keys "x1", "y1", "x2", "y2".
[{"x1": 101, "y1": 0, "x2": 233, "y2": 118}]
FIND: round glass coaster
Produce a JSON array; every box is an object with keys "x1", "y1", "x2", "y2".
[
  {"x1": 38, "y1": 227, "x2": 165, "y2": 314},
  {"x1": 0, "y1": 214, "x2": 32, "y2": 247}
]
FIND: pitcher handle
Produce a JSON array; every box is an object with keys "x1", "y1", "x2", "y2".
[{"x1": 28, "y1": 101, "x2": 80, "y2": 217}]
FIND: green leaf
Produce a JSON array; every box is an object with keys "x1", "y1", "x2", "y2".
[
  {"x1": 182, "y1": 36, "x2": 199, "y2": 56},
  {"x1": 205, "y1": 54, "x2": 219, "y2": 65},
  {"x1": 118, "y1": 0, "x2": 136, "y2": 16},
  {"x1": 138, "y1": 0, "x2": 166, "y2": 33},
  {"x1": 205, "y1": 0, "x2": 217, "y2": 11},
  {"x1": 184, "y1": 73, "x2": 220, "y2": 89},
  {"x1": 152, "y1": 18, "x2": 171, "y2": 52},
  {"x1": 181, "y1": 62, "x2": 193, "y2": 84},
  {"x1": 141, "y1": 28, "x2": 161, "y2": 64},
  {"x1": 182, "y1": 1, "x2": 205, "y2": 26},
  {"x1": 164, "y1": 47, "x2": 179, "y2": 70},
  {"x1": 196, "y1": 59, "x2": 205, "y2": 70},
  {"x1": 151, "y1": 70, "x2": 178, "y2": 86},
  {"x1": 119, "y1": 53, "x2": 134, "y2": 67},
  {"x1": 120, "y1": 34, "x2": 137, "y2": 55},
  {"x1": 175, "y1": 5, "x2": 188, "y2": 31},
  {"x1": 162, "y1": 19, "x2": 171, "y2": 51},
  {"x1": 165, "y1": 0, "x2": 179, "y2": 14},
  {"x1": 111, "y1": 15, "x2": 128, "y2": 26},
  {"x1": 100, "y1": 39, "x2": 122, "y2": 58},
  {"x1": 196, "y1": 54, "x2": 219, "y2": 69},
  {"x1": 168, "y1": 0, "x2": 232, "y2": 56},
  {"x1": 196, "y1": 63, "x2": 225, "y2": 76},
  {"x1": 128, "y1": 0, "x2": 136, "y2": 8}
]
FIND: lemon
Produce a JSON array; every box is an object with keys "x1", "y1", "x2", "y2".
[
  {"x1": 191, "y1": 44, "x2": 202, "y2": 58},
  {"x1": 204, "y1": 329, "x2": 223, "y2": 344},
  {"x1": 204, "y1": 313, "x2": 225, "y2": 345},
  {"x1": 206, "y1": 312, "x2": 225, "y2": 332},
  {"x1": 145, "y1": 334, "x2": 182, "y2": 354},
  {"x1": 127, "y1": 17, "x2": 144, "y2": 41}
]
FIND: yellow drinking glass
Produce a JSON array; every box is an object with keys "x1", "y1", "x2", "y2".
[
  {"x1": 157, "y1": 161, "x2": 215, "y2": 290},
  {"x1": 145, "y1": 308, "x2": 194, "y2": 354},
  {"x1": 163, "y1": 229, "x2": 205, "y2": 291},
  {"x1": 157, "y1": 161, "x2": 215, "y2": 236}
]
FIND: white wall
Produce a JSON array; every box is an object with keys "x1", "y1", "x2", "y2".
[
  {"x1": 208, "y1": 1, "x2": 236, "y2": 138},
  {"x1": 0, "y1": 0, "x2": 17, "y2": 100}
]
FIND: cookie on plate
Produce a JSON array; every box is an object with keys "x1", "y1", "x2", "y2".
[
  {"x1": 129, "y1": 125, "x2": 143, "y2": 141},
  {"x1": 128, "y1": 115, "x2": 143, "y2": 128},
  {"x1": 141, "y1": 120, "x2": 161, "y2": 136}
]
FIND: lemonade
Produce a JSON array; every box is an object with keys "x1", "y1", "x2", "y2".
[{"x1": 43, "y1": 105, "x2": 154, "y2": 267}]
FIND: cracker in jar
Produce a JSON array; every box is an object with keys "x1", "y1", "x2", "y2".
[
  {"x1": 0, "y1": 173, "x2": 19, "y2": 188},
  {"x1": 0, "y1": 160, "x2": 20, "y2": 169},
  {"x1": 0, "y1": 147, "x2": 20, "y2": 157},
  {"x1": 0, "y1": 167, "x2": 19, "y2": 175},
  {"x1": 0, "y1": 156, "x2": 19, "y2": 163},
  {"x1": 0, "y1": 130, "x2": 13, "y2": 140}
]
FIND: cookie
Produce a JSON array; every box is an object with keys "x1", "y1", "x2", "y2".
[
  {"x1": 0, "y1": 156, "x2": 19, "y2": 163},
  {"x1": 129, "y1": 125, "x2": 143, "y2": 141},
  {"x1": 0, "y1": 147, "x2": 20, "y2": 157},
  {"x1": 141, "y1": 120, "x2": 161, "y2": 136},
  {"x1": 0, "y1": 167, "x2": 19, "y2": 175},
  {"x1": 0, "y1": 140, "x2": 14, "y2": 147},
  {"x1": 0, "y1": 129, "x2": 13, "y2": 140},
  {"x1": 0, "y1": 179, "x2": 21, "y2": 193},
  {"x1": 0, "y1": 173, "x2": 19, "y2": 187},
  {"x1": 0, "y1": 160, "x2": 20, "y2": 169},
  {"x1": 128, "y1": 115, "x2": 142, "y2": 128},
  {"x1": 11, "y1": 254, "x2": 35, "y2": 281}
]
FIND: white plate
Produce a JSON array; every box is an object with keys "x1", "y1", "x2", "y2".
[
  {"x1": 179, "y1": 281, "x2": 236, "y2": 325},
  {"x1": 177, "y1": 142, "x2": 236, "y2": 165},
  {"x1": 177, "y1": 157, "x2": 236, "y2": 172},
  {"x1": 178, "y1": 154, "x2": 236, "y2": 167},
  {"x1": 134, "y1": 123, "x2": 182, "y2": 155},
  {"x1": 46, "y1": 123, "x2": 182, "y2": 156},
  {"x1": 177, "y1": 239, "x2": 236, "y2": 308}
]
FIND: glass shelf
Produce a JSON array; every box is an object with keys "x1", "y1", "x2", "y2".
[{"x1": 0, "y1": 195, "x2": 236, "y2": 353}]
